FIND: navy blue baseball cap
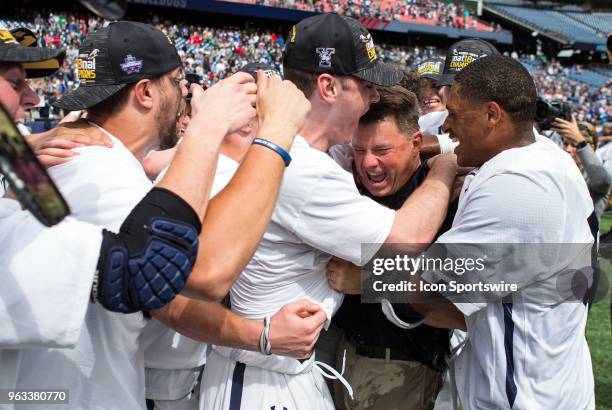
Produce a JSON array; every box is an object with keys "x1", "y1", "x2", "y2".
[
  {"x1": 239, "y1": 62, "x2": 281, "y2": 81},
  {"x1": 0, "y1": 28, "x2": 65, "y2": 78},
  {"x1": 437, "y1": 38, "x2": 499, "y2": 86},
  {"x1": 417, "y1": 58, "x2": 443, "y2": 81},
  {"x1": 283, "y1": 13, "x2": 402, "y2": 86},
  {"x1": 54, "y1": 21, "x2": 181, "y2": 111}
]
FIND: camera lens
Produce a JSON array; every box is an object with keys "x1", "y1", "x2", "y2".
[{"x1": 535, "y1": 100, "x2": 549, "y2": 121}]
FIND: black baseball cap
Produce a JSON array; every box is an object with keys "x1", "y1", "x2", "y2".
[
  {"x1": 417, "y1": 58, "x2": 443, "y2": 81},
  {"x1": 437, "y1": 38, "x2": 499, "y2": 87},
  {"x1": 54, "y1": 21, "x2": 181, "y2": 111},
  {"x1": 239, "y1": 62, "x2": 281, "y2": 82},
  {"x1": 0, "y1": 28, "x2": 65, "y2": 78},
  {"x1": 283, "y1": 13, "x2": 402, "y2": 86}
]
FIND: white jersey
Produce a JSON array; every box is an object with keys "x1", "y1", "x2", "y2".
[
  {"x1": 12, "y1": 133, "x2": 152, "y2": 410},
  {"x1": 0, "y1": 200, "x2": 102, "y2": 396},
  {"x1": 143, "y1": 153, "x2": 239, "y2": 402},
  {"x1": 230, "y1": 135, "x2": 394, "y2": 322},
  {"x1": 422, "y1": 136, "x2": 595, "y2": 409},
  {"x1": 202, "y1": 135, "x2": 394, "y2": 410},
  {"x1": 328, "y1": 143, "x2": 354, "y2": 172}
]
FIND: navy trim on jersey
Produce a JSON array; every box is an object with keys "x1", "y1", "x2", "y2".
[
  {"x1": 229, "y1": 362, "x2": 246, "y2": 410},
  {"x1": 586, "y1": 211, "x2": 599, "y2": 306},
  {"x1": 503, "y1": 302, "x2": 517, "y2": 408}
]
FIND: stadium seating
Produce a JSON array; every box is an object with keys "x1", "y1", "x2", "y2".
[
  {"x1": 488, "y1": 4, "x2": 605, "y2": 45},
  {"x1": 566, "y1": 12, "x2": 612, "y2": 36}
]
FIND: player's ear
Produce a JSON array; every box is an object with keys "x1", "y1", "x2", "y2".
[
  {"x1": 486, "y1": 101, "x2": 502, "y2": 126},
  {"x1": 411, "y1": 131, "x2": 423, "y2": 154},
  {"x1": 316, "y1": 73, "x2": 338, "y2": 103},
  {"x1": 132, "y1": 79, "x2": 154, "y2": 110}
]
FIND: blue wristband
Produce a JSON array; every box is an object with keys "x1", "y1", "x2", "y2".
[{"x1": 252, "y1": 138, "x2": 292, "y2": 167}]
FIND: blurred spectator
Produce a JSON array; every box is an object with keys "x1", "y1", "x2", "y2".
[{"x1": 553, "y1": 116, "x2": 612, "y2": 221}]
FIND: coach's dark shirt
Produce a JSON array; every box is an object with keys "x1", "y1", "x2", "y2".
[{"x1": 333, "y1": 161, "x2": 458, "y2": 372}]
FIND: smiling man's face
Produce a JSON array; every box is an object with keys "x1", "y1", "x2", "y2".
[
  {"x1": 419, "y1": 77, "x2": 445, "y2": 114},
  {"x1": 444, "y1": 84, "x2": 494, "y2": 167}
]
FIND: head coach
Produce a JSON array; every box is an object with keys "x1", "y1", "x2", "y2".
[{"x1": 328, "y1": 80, "x2": 458, "y2": 409}]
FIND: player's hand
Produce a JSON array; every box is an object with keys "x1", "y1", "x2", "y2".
[
  {"x1": 326, "y1": 257, "x2": 362, "y2": 294},
  {"x1": 256, "y1": 70, "x2": 310, "y2": 151},
  {"x1": 269, "y1": 299, "x2": 327, "y2": 359},
  {"x1": 28, "y1": 120, "x2": 112, "y2": 168},
  {"x1": 551, "y1": 115, "x2": 585, "y2": 147},
  {"x1": 187, "y1": 72, "x2": 257, "y2": 137}
]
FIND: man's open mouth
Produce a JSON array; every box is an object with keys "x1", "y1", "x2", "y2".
[{"x1": 366, "y1": 171, "x2": 386, "y2": 184}]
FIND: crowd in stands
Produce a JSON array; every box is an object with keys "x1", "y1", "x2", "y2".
[
  {"x1": 2, "y1": 10, "x2": 610, "y2": 128},
  {"x1": 232, "y1": 0, "x2": 499, "y2": 31}
]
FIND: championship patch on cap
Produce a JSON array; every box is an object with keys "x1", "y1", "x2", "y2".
[
  {"x1": 359, "y1": 33, "x2": 376, "y2": 62},
  {"x1": 0, "y1": 30, "x2": 18, "y2": 45},
  {"x1": 448, "y1": 49, "x2": 486, "y2": 72},
  {"x1": 120, "y1": 54, "x2": 143, "y2": 74},
  {"x1": 9, "y1": 28, "x2": 37, "y2": 47},
  {"x1": 417, "y1": 60, "x2": 442, "y2": 79},
  {"x1": 316, "y1": 47, "x2": 335, "y2": 68},
  {"x1": 77, "y1": 49, "x2": 98, "y2": 84},
  {"x1": 437, "y1": 38, "x2": 499, "y2": 86}
]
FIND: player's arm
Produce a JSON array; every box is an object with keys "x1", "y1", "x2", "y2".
[
  {"x1": 143, "y1": 146, "x2": 177, "y2": 180},
  {"x1": 150, "y1": 296, "x2": 326, "y2": 358},
  {"x1": 183, "y1": 72, "x2": 310, "y2": 300},
  {"x1": 419, "y1": 134, "x2": 441, "y2": 159},
  {"x1": 385, "y1": 153, "x2": 457, "y2": 250}
]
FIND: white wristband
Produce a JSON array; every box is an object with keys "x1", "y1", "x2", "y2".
[
  {"x1": 380, "y1": 299, "x2": 425, "y2": 330},
  {"x1": 436, "y1": 133, "x2": 458, "y2": 154}
]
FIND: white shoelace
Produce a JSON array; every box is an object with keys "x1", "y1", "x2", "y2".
[{"x1": 312, "y1": 349, "x2": 354, "y2": 400}]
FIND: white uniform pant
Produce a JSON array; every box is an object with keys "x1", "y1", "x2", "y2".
[{"x1": 200, "y1": 348, "x2": 335, "y2": 410}]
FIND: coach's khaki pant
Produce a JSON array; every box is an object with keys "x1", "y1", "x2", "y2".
[{"x1": 334, "y1": 339, "x2": 443, "y2": 410}]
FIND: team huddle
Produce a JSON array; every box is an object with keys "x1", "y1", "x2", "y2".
[{"x1": 0, "y1": 10, "x2": 599, "y2": 410}]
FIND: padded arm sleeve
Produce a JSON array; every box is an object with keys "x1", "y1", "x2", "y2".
[{"x1": 93, "y1": 187, "x2": 201, "y2": 313}]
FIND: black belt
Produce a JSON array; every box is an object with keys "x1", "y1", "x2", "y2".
[{"x1": 355, "y1": 344, "x2": 415, "y2": 362}]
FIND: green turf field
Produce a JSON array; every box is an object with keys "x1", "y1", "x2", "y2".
[{"x1": 589, "y1": 214, "x2": 612, "y2": 410}]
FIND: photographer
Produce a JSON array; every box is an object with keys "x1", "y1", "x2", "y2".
[{"x1": 553, "y1": 116, "x2": 612, "y2": 222}]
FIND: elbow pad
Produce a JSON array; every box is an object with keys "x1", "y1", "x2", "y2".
[{"x1": 93, "y1": 187, "x2": 201, "y2": 313}]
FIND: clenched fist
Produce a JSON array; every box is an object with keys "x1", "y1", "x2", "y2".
[{"x1": 255, "y1": 70, "x2": 311, "y2": 152}]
